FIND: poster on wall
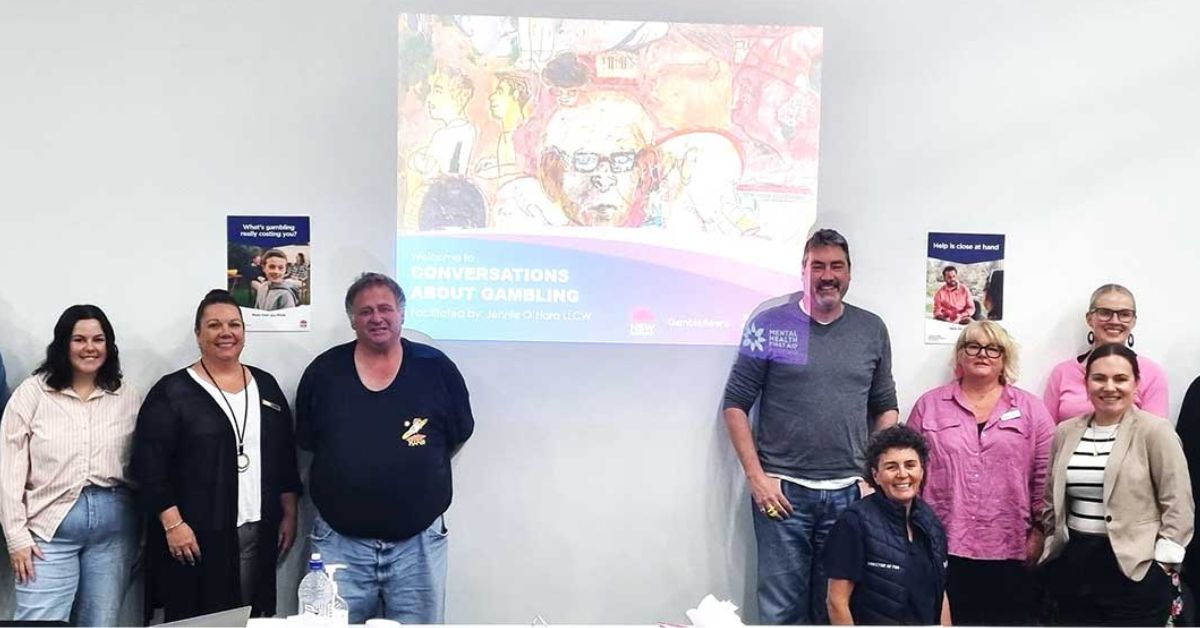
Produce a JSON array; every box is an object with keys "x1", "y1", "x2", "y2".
[
  {"x1": 925, "y1": 232, "x2": 1004, "y2": 344},
  {"x1": 397, "y1": 14, "x2": 823, "y2": 344},
  {"x1": 226, "y1": 216, "x2": 312, "y2": 332}
]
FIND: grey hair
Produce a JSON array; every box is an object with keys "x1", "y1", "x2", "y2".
[
  {"x1": 344, "y1": 272, "x2": 406, "y2": 317},
  {"x1": 802, "y1": 229, "x2": 851, "y2": 266}
]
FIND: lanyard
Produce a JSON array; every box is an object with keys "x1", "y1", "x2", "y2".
[{"x1": 200, "y1": 360, "x2": 251, "y2": 473}]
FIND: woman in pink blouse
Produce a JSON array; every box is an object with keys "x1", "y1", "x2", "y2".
[
  {"x1": 1043, "y1": 283, "x2": 1168, "y2": 422},
  {"x1": 0, "y1": 305, "x2": 140, "y2": 626},
  {"x1": 907, "y1": 320, "x2": 1054, "y2": 625}
]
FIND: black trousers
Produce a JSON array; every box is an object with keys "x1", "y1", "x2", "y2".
[
  {"x1": 1044, "y1": 534, "x2": 1174, "y2": 627},
  {"x1": 946, "y1": 556, "x2": 1032, "y2": 625}
]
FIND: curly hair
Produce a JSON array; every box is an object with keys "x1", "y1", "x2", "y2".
[{"x1": 862, "y1": 425, "x2": 930, "y2": 489}]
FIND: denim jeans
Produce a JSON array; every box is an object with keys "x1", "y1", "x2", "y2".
[
  {"x1": 753, "y1": 481, "x2": 859, "y2": 625},
  {"x1": 309, "y1": 511, "x2": 448, "y2": 624},
  {"x1": 14, "y1": 485, "x2": 139, "y2": 626}
]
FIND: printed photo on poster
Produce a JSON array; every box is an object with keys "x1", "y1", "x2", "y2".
[
  {"x1": 226, "y1": 216, "x2": 312, "y2": 332},
  {"x1": 925, "y1": 232, "x2": 1004, "y2": 344}
]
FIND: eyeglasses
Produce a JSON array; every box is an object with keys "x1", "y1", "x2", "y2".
[
  {"x1": 570, "y1": 150, "x2": 638, "y2": 174},
  {"x1": 962, "y1": 342, "x2": 1003, "y2": 358},
  {"x1": 1090, "y1": 307, "x2": 1136, "y2": 323}
]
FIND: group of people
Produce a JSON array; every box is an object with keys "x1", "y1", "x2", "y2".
[
  {"x1": 725, "y1": 228, "x2": 1200, "y2": 626},
  {"x1": 5, "y1": 227, "x2": 1200, "y2": 627},
  {"x1": 0, "y1": 273, "x2": 473, "y2": 625}
]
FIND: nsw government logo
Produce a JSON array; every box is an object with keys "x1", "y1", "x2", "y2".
[
  {"x1": 742, "y1": 322, "x2": 765, "y2": 352},
  {"x1": 629, "y1": 307, "x2": 656, "y2": 337}
]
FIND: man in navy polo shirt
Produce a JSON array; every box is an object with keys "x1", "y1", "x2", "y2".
[{"x1": 296, "y1": 272, "x2": 474, "y2": 624}]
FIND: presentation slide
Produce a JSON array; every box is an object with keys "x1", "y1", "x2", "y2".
[{"x1": 397, "y1": 14, "x2": 823, "y2": 344}]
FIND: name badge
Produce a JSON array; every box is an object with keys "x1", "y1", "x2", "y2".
[
  {"x1": 1000, "y1": 409, "x2": 1022, "y2": 421},
  {"x1": 262, "y1": 399, "x2": 281, "y2": 411}
]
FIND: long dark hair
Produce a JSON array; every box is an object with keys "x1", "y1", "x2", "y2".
[
  {"x1": 984, "y1": 269, "x2": 1004, "y2": 320},
  {"x1": 33, "y1": 305, "x2": 123, "y2": 391}
]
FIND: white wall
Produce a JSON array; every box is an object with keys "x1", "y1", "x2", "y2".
[{"x1": 1, "y1": 0, "x2": 1199, "y2": 624}]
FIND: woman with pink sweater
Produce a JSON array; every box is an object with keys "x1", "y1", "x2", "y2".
[{"x1": 1043, "y1": 283, "x2": 1168, "y2": 422}]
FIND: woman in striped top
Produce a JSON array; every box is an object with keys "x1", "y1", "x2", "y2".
[
  {"x1": 0, "y1": 305, "x2": 141, "y2": 626},
  {"x1": 1039, "y1": 343, "x2": 1193, "y2": 626}
]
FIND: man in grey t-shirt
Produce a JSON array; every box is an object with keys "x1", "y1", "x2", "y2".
[{"x1": 723, "y1": 228, "x2": 898, "y2": 625}]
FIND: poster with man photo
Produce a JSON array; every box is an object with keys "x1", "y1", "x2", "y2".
[
  {"x1": 925, "y1": 232, "x2": 1004, "y2": 344},
  {"x1": 226, "y1": 216, "x2": 312, "y2": 332}
]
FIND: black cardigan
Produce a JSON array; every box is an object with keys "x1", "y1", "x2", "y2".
[{"x1": 133, "y1": 366, "x2": 302, "y2": 621}]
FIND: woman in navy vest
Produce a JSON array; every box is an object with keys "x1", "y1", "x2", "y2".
[{"x1": 824, "y1": 426, "x2": 950, "y2": 625}]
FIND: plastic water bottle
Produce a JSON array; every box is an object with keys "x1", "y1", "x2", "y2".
[
  {"x1": 298, "y1": 553, "x2": 332, "y2": 619},
  {"x1": 324, "y1": 564, "x2": 349, "y2": 625}
]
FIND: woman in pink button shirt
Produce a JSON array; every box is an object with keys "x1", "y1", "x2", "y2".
[
  {"x1": 1043, "y1": 283, "x2": 1169, "y2": 423},
  {"x1": 907, "y1": 321, "x2": 1054, "y2": 625}
]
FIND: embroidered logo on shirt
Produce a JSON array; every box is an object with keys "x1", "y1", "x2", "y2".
[
  {"x1": 402, "y1": 418, "x2": 429, "y2": 447},
  {"x1": 742, "y1": 323, "x2": 766, "y2": 352},
  {"x1": 866, "y1": 561, "x2": 901, "y2": 571}
]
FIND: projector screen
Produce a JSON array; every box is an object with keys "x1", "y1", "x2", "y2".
[{"x1": 397, "y1": 14, "x2": 823, "y2": 344}]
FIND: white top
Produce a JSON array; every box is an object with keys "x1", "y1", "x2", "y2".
[
  {"x1": 1065, "y1": 422, "x2": 1119, "y2": 535},
  {"x1": 771, "y1": 473, "x2": 861, "y2": 491},
  {"x1": 188, "y1": 368, "x2": 262, "y2": 526}
]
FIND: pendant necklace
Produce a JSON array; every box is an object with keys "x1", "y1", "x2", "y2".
[
  {"x1": 1088, "y1": 417, "x2": 1120, "y2": 458},
  {"x1": 200, "y1": 360, "x2": 251, "y2": 473}
]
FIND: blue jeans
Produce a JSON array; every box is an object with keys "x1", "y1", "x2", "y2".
[
  {"x1": 309, "y1": 512, "x2": 448, "y2": 624},
  {"x1": 14, "y1": 486, "x2": 139, "y2": 626},
  {"x1": 753, "y1": 481, "x2": 859, "y2": 625}
]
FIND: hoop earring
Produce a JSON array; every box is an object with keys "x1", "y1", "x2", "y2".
[
  {"x1": 1087, "y1": 331, "x2": 1095, "y2": 344},
  {"x1": 1127, "y1": 334, "x2": 1135, "y2": 348}
]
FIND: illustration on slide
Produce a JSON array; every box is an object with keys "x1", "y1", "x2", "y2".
[{"x1": 399, "y1": 14, "x2": 823, "y2": 243}]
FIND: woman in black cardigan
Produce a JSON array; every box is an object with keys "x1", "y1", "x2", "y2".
[{"x1": 134, "y1": 290, "x2": 301, "y2": 621}]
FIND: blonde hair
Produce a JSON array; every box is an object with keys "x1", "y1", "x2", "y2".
[
  {"x1": 1089, "y1": 283, "x2": 1136, "y2": 311},
  {"x1": 953, "y1": 320, "x2": 1019, "y2": 384}
]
